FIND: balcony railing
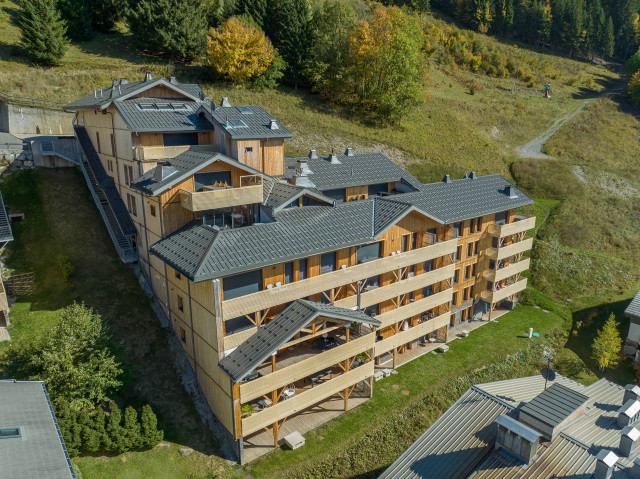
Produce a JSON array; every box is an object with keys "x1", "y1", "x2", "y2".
[
  {"x1": 481, "y1": 278, "x2": 528, "y2": 304},
  {"x1": 375, "y1": 288, "x2": 454, "y2": 329},
  {"x1": 488, "y1": 216, "x2": 536, "y2": 239},
  {"x1": 131, "y1": 144, "x2": 219, "y2": 161},
  {"x1": 483, "y1": 258, "x2": 531, "y2": 283},
  {"x1": 180, "y1": 175, "x2": 263, "y2": 212},
  {"x1": 485, "y1": 238, "x2": 533, "y2": 261},
  {"x1": 375, "y1": 312, "x2": 450, "y2": 354}
]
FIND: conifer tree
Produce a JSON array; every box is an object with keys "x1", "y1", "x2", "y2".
[
  {"x1": 603, "y1": 16, "x2": 615, "y2": 57},
  {"x1": 122, "y1": 406, "x2": 142, "y2": 450},
  {"x1": 140, "y1": 405, "x2": 164, "y2": 447},
  {"x1": 57, "y1": 0, "x2": 93, "y2": 41},
  {"x1": 106, "y1": 401, "x2": 127, "y2": 453},
  {"x1": 78, "y1": 410, "x2": 101, "y2": 453},
  {"x1": 128, "y1": 0, "x2": 208, "y2": 61},
  {"x1": 592, "y1": 313, "x2": 623, "y2": 371},
  {"x1": 92, "y1": 0, "x2": 126, "y2": 32},
  {"x1": 18, "y1": 0, "x2": 69, "y2": 65},
  {"x1": 235, "y1": 0, "x2": 266, "y2": 27}
]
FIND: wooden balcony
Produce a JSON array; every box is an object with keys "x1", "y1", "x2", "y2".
[
  {"x1": 485, "y1": 238, "x2": 533, "y2": 261},
  {"x1": 375, "y1": 288, "x2": 453, "y2": 329},
  {"x1": 241, "y1": 361, "x2": 374, "y2": 436},
  {"x1": 375, "y1": 312, "x2": 450, "y2": 354},
  {"x1": 239, "y1": 334, "x2": 374, "y2": 403},
  {"x1": 221, "y1": 238, "x2": 458, "y2": 322},
  {"x1": 481, "y1": 278, "x2": 528, "y2": 305},
  {"x1": 131, "y1": 144, "x2": 219, "y2": 161},
  {"x1": 483, "y1": 258, "x2": 531, "y2": 283},
  {"x1": 180, "y1": 175, "x2": 263, "y2": 212},
  {"x1": 488, "y1": 216, "x2": 536, "y2": 239}
]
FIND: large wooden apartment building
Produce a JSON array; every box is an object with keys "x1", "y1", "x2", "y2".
[{"x1": 64, "y1": 75, "x2": 535, "y2": 463}]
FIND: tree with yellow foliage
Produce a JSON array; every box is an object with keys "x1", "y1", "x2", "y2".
[{"x1": 207, "y1": 17, "x2": 275, "y2": 84}]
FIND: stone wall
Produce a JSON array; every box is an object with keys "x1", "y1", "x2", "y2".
[{"x1": 0, "y1": 102, "x2": 74, "y2": 135}]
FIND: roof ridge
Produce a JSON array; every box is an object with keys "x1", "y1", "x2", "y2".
[{"x1": 193, "y1": 225, "x2": 221, "y2": 277}]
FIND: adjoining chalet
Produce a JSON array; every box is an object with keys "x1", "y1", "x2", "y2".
[
  {"x1": 626, "y1": 292, "x2": 640, "y2": 361},
  {"x1": 65, "y1": 74, "x2": 536, "y2": 463},
  {"x1": 380, "y1": 375, "x2": 640, "y2": 479}
]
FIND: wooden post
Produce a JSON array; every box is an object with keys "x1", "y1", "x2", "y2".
[
  {"x1": 273, "y1": 420, "x2": 279, "y2": 448},
  {"x1": 271, "y1": 354, "x2": 276, "y2": 373},
  {"x1": 346, "y1": 326, "x2": 350, "y2": 343}
]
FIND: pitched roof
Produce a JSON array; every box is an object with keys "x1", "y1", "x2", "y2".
[
  {"x1": 0, "y1": 190, "x2": 14, "y2": 243},
  {"x1": 519, "y1": 382, "x2": 588, "y2": 428},
  {"x1": 625, "y1": 291, "x2": 640, "y2": 319},
  {"x1": 282, "y1": 152, "x2": 423, "y2": 191},
  {"x1": 379, "y1": 376, "x2": 631, "y2": 479},
  {"x1": 262, "y1": 179, "x2": 334, "y2": 212},
  {"x1": 204, "y1": 103, "x2": 292, "y2": 140},
  {"x1": 218, "y1": 300, "x2": 380, "y2": 382},
  {"x1": 131, "y1": 150, "x2": 263, "y2": 196},
  {"x1": 114, "y1": 98, "x2": 214, "y2": 133},
  {"x1": 64, "y1": 77, "x2": 204, "y2": 111},
  {"x1": 395, "y1": 174, "x2": 533, "y2": 224},
  {"x1": 150, "y1": 197, "x2": 415, "y2": 281},
  {"x1": 0, "y1": 380, "x2": 75, "y2": 479}
]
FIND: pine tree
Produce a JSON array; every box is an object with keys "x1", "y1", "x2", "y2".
[
  {"x1": 128, "y1": 0, "x2": 208, "y2": 61},
  {"x1": 235, "y1": 0, "x2": 266, "y2": 28},
  {"x1": 57, "y1": 0, "x2": 93, "y2": 41},
  {"x1": 92, "y1": 0, "x2": 126, "y2": 32},
  {"x1": 79, "y1": 410, "x2": 101, "y2": 453},
  {"x1": 592, "y1": 313, "x2": 623, "y2": 371},
  {"x1": 122, "y1": 406, "x2": 142, "y2": 450},
  {"x1": 106, "y1": 401, "x2": 127, "y2": 453},
  {"x1": 54, "y1": 399, "x2": 81, "y2": 457},
  {"x1": 603, "y1": 16, "x2": 615, "y2": 57},
  {"x1": 140, "y1": 405, "x2": 164, "y2": 447},
  {"x1": 18, "y1": 0, "x2": 69, "y2": 65}
]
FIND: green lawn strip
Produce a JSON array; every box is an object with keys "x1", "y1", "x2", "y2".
[{"x1": 248, "y1": 305, "x2": 564, "y2": 478}]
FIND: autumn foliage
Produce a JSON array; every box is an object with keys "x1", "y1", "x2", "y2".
[{"x1": 207, "y1": 17, "x2": 275, "y2": 83}]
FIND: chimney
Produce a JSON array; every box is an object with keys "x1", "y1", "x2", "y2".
[
  {"x1": 112, "y1": 79, "x2": 119, "y2": 89},
  {"x1": 344, "y1": 147, "x2": 354, "y2": 157},
  {"x1": 442, "y1": 174, "x2": 451, "y2": 184},
  {"x1": 620, "y1": 426, "x2": 640, "y2": 457},
  {"x1": 505, "y1": 185, "x2": 518, "y2": 198},
  {"x1": 94, "y1": 89, "x2": 97, "y2": 98},
  {"x1": 221, "y1": 97, "x2": 231, "y2": 107},
  {"x1": 328, "y1": 148, "x2": 341, "y2": 164},
  {"x1": 145, "y1": 72, "x2": 153, "y2": 82},
  {"x1": 308, "y1": 149, "x2": 318, "y2": 160},
  {"x1": 291, "y1": 159, "x2": 315, "y2": 188},
  {"x1": 170, "y1": 76, "x2": 178, "y2": 84},
  {"x1": 631, "y1": 457, "x2": 640, "y2": 479},
  {"x1": 210, "y1": 100, "x2": 216, "y2": 111},
  {"x1": 624, "y1": 385, "x2": 640, "y2": 405},
  {"x1": 295, "y1": 158, "x2": 313, "y2": 176},
  {"x1": 594, "y1": 450, "x2": 618, "y2": 479},
  {"x1": 269, "y1": 119, "x2": 279, "y2": 130},
  {"x1": 469, "y1": 171, "x2": 477, "y2": 179},
  {"x1": 152, "y1": 162, "x2": 178, "y2": 182},
  {"x1": 618, "y1": 400, "x2": 640, "y2": 428},
  {"x1": 120, "y1": 79, "x2": 129, "y2": 85}
]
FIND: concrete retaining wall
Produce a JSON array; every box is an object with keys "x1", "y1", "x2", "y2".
[{"x1": 0, "y1": 102, "x2": 74, "y2": 135}]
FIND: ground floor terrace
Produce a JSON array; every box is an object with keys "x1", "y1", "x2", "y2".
[{"x1": 240, "y1": 306, "x2": 512, "y2": 463}]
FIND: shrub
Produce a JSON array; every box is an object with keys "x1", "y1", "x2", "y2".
[
  {"x1": 140, "y1": 405, "x2": 163, "y2": 447},
  {"x1": 57, "y1": 254, "x2": 74, "y2": 283},
  {"x1": 628, "y1": 71, "x2": 640, "y2": 106}
]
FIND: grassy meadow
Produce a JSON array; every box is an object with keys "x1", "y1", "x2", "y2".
[{"x1": 1, "y1": 1, "x2": 640, "y2": 477}]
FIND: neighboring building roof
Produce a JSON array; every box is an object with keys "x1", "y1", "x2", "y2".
[
  {"x1": 0, "y1": 380, "x2": 75, "y2": 479},
  {"x1": 131, "y1": 150, "x2": 263, "y2": 196},
  {"x1": 0, "y1": 190, "x2": 14, "y2": 243},
  {"x1": 114, "y1": 98, "x2": 214, "y2": 133},
  {"x1": 218, "y1": 300, "x2": 380, "y2": 382},
  {"x1": 204, "y1": 103, "x2": 292, "y2": 140},
  {"x1": 379, "y1": 375, "x2": 634, "y2": 479},
  {"x1": 625, "y1": 291, "x2": 640, "y2": 319},
  {"x1": 282, "y1": 152, "x2": 423, "y2": 191},
  {"x1": 262, "y1": 179, "x2": 335, "y2": 212},
  {"x1": 519, "y1": 382, "x2": 588, "y2": 429},
  {"x1": 150, "y1": 197, "x2": 416, "y2": 281},
  {"x1": 64, "y1": 77, "x2": 204, "y2": 111},
  {"x1": 395, "y1": 174, "x2": 533, "y2": 224}
]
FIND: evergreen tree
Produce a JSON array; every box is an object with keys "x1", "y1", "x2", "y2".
[
  {"x1": 140, "y1": 405, "x2": 164, "y2": 447},
  {"x1": 55, "y1": 400, "x2": 82, "y2": 457},
  {"x1": 592, "y1": 313, "x2": 623, "y2": 371},
  {"x1": 235, "y1": 0, "x2": 266, "y2": 27},
  {"x1": 17, "y1": 0, "x2": 69, "y2": 65},
  {"x1": 106, "y1": 401, "x2": 127, "y2": 453},
  {"x1": 493, "y1": 0, "x2": 514, "y2": 35},
  {"x1": 92, "y1": 0, "x2": 126, "y2": 32},
  {"x1": 57, "y1": 0, "x2": 92, "y2": 41},
  {"x1": 604, "y1": 16, "x2": 615, "y2": 56},
  {"x1": 128, "y1": 0, "x2": 208, "y2": 61},
  {"x1": 79, "y1": 410, "x2": 101, "y2": 453},
  {"x1": 615, "y1": 0, "x2": 637, "y2": 57},
  {"x1": 122, "y1": 406, "x2": 142, "y2": 450}
]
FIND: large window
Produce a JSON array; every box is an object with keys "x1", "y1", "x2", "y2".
[
  {"x1": 321, "y1": 252, "x2": 336, "y2": 274},
  {"x1": 322, "y1": 188, "x2": 346, "y2": 203},
  {"x1": 285, "y1": 262, "x2": 293, "y2": 283},
  {"x1": 453, "y1": 222, "x2": 461, "y2": 238},
  {"x1": 494, "y1": 211, "x2": 507, "y2": 226},
  {"x1": 357, "y1": 242, "x2": 381, "y2": 264},
  {"x1": 424, "y1": 259, "x2": 434, "y2": 272},
  {"x1": 222, "y1": 269, "x2": 262, "y2": 300},
  {"x1": 368, "y1": 183, "x2": 388, "y2": 197},
  {"x1": 299, "y1": 259, "x2": 307, "y2": 280},
  {"x1": 163, "y1": 132, "x2": 198, "y2": 146}
]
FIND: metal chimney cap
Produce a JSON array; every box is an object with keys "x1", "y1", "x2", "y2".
[
  {"x1": 221, "y1": 97, "x2": 231, "y2": 107},
  {"x1": 269, "y1": 119, "x2": 279, "y2": 130},
  {"x1": 328, "y1": 148, "x2": 341, "y2": 164},
  {"x1": 344, "y1": 147, "x2": 354, "y2": 157},
  {"x1": 112, "y1": 79, "x2": 119, "y2": 88},
  {"x1": 596, "y1": 449, "x2": 618, "y2": 467},
  {"x1": 145, "y1": 72, "x2": 153, "y2": 82},
  {"x1": 170, "y1": 76, "x2": 178, "y2": 84},
  {"x1": 442, "y1": 174, "x2": 451, "y2": 184},
  {"x1": 469, "y1": 171, "x2": 477, "y2": 179},
  {"x1": 295, "y1": 158, "x2": 313, "y2": 176},
  {"x1": 308, "y1": 150, "x2": 318, "y2": 160},
  {"x1": 505, "y1": 185, "x2": 518, "y2": 199},
  {"x1": 120, "y1": 79, "x2": 129, "y2": 85}
]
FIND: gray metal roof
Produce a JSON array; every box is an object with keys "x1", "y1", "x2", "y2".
[
  {"x1": 0, "y1": 190, "x2": 14, "y2": 243},
  {"x1": 519, "y1": 382, "x2": 588, "y2": 428},
  {"x1": 131, "y1": 150, "x2": 263, "y2": 196},
  {"x1": 64, "y1": 77, "x2": 204, "y2": 111},
  {"x1": 494, "y1": 414, "x2": 541, "y2": 443},
  {"x1": 218, "y1": 300, "x2": 380, "y2": 383},
  {"x1": 151, "y1": 197, "x2": 415, "y2": 281},
  {"x1": 625, "y1": 291, "x2": 640, "y2": 319},
  {"x1": 114, "y1": 98, "x2": 214, "y2": 133},
  {"x1": 395, "y1": 174, "x2": 534, "y2": 224},
  {"x1": 262, "y1": 179, "x2": 335, "y2": 212},
  {"x1": 0, "y1": 380, "x2": 75, "y2": 479},
  {"x1": 379, "y1": 376, "x2": 637, "y2": 479},
  {"x1": 205, "y1": 103, "x2": 292, "y2": 140},
  {"x1": 282, "y1": 152, "x2": 423, "y2": 191}
]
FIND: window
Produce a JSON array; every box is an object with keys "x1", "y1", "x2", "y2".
[
  {"x1": 222, "y1": 270, "x2": 262, "y2": 300},
  {"x1": 138, "y1": 103, "x2": 156, "y2": 111},
  {"x1": 163, "y1": 133, "x2": 198, "y2": 146},
  {"x1": 245, "y1": 147, "x2": 253, "y2": 153},
  {"x1": 474, "y1": 240, "x2": 479, "y2": 255},
  {"x1": 96, "y1": 131, "x2": 101, "y2": 153},
  {"x1": 412, "y1": 232, "x2": 417, "y2": 250},
  {"x1": 194, "y1": 171, "x2": 231, "y2": 191},
  {"x1": 0, "y1": 428, "x2": 20, "y2": 439},
  {"x1": 453, "y1": 269, "x2": 460, "y2": 284},
  {"x1": 175, "y1": 271, "x2": 181, "y2": 280},
  {"x1": 237, "y1": 106, "x2": 253, "y2": 114},
  {"x1": 470, "y1": 218, "x2": 476, "y2": 233},
  {"x1": 321, "y1": 252, "x2": 336, "y2": 274},
  {"x1": 124, "y1": 165, "x2": 134, "y2": 186},
  {"x1": 451, "y1": 292, "x2": 457, "y2": 307},
  {"x1": 424, "y1": 259, "x2": 433, "y2": 272},
  {"x1": 228, "y1": 119, "x2": 248, "y2": 128},
  {"x1": 126, "y1": 194, "x2": 137, "y2": 216},
  {"x1": 357, "y1": 242, "x2": 382, "y2": 264},
  {"x1": 463, "y1": 287, "x2": 469, "y2": 301},
  {"x1": 136, "y1": 103, "x2": 191, "y2": 112},
  {"x1": 455, "y1": 246, "x2": 461, "y2": 260},
  {"x1": 285, "y1": 262, "x2": 293, "y2": 283},
  {"x1": 298, "y1": 259, "x2": 307, "y2": 280},
  {"x1": 476, "y1": 217, "x2": 483, "y2": 232},
  {"x1": 150, "y1": 204, "x2": 156, "y2": 217},
  {"x1": 495, "y1": 211, "x2": 507, "y2": 226},
  {"x1": 402, "y1": 234, "x2": 410, "y2": 253},
  {"x1": 110, "y1": 133, "x2": 115, "y2": 156},
  {"x1": 177, "y1": 295, "x2": 184, "y2": 312},
  {"x1": 467, "y1": 242, "x2": 473, "y2": 257},
  {"x1": 453, "y1": 222, "x2": 461, "y2": 238},
  {"x1": 423, "y1": 285, "x2": 433, "y2": 297},
  {"x1": 469, "y1": 285, "x2": 474, "y2": 297},
  {"x1": 465, "y1": 265, "x2": 472, "y2": 279},
  {"x1": 107, "y1": 160, "x2": 113, "y2": 172},
  {"x1": 471, "y1": 264, "x2": 476, "y2": 277},
  {"x1": 179, "y1": 326, "x2": 186, "y2": 343}
]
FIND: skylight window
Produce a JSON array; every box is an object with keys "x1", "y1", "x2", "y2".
[
  {"x1": 172, "y1": 103, "x2": 188, "y2": 110},
  {"x1": 237, "y1": 106, "x2": 253, "y2": 114},
  {"x1": 135, "y1": 103, "x2": 191, "y2": 112},
  {"x1": 0, "y1": 428, "x2": 20, "y2": 439},
  {"x1": 156, "y1": 103, "x2": 171, "y2": 109},
  {"x1": 228, "y1": 119, "x2": 248, "y2": 128},
  {"x1": 138, "y1": 103, "x2": 155, "y2": 111}
]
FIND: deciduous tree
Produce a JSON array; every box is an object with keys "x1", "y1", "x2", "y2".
[
  {"x1": 18, "y1": 0, "x2": 68, "y2": 65},
  {"x1": 592, "y1": 313, "x2": 623, "y2": 370}
]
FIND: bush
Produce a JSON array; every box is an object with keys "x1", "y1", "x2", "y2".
[
  {"x1": 628, "y1": 71, "x2": 640, "y2": 106},
  {"x1": 57, "y1": 254, "x2": 74, "y2": 283}
]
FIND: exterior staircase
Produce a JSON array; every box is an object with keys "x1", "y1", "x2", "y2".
[{"x1": 73, "y1": 126, "x2": 137, "y2": 263}]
